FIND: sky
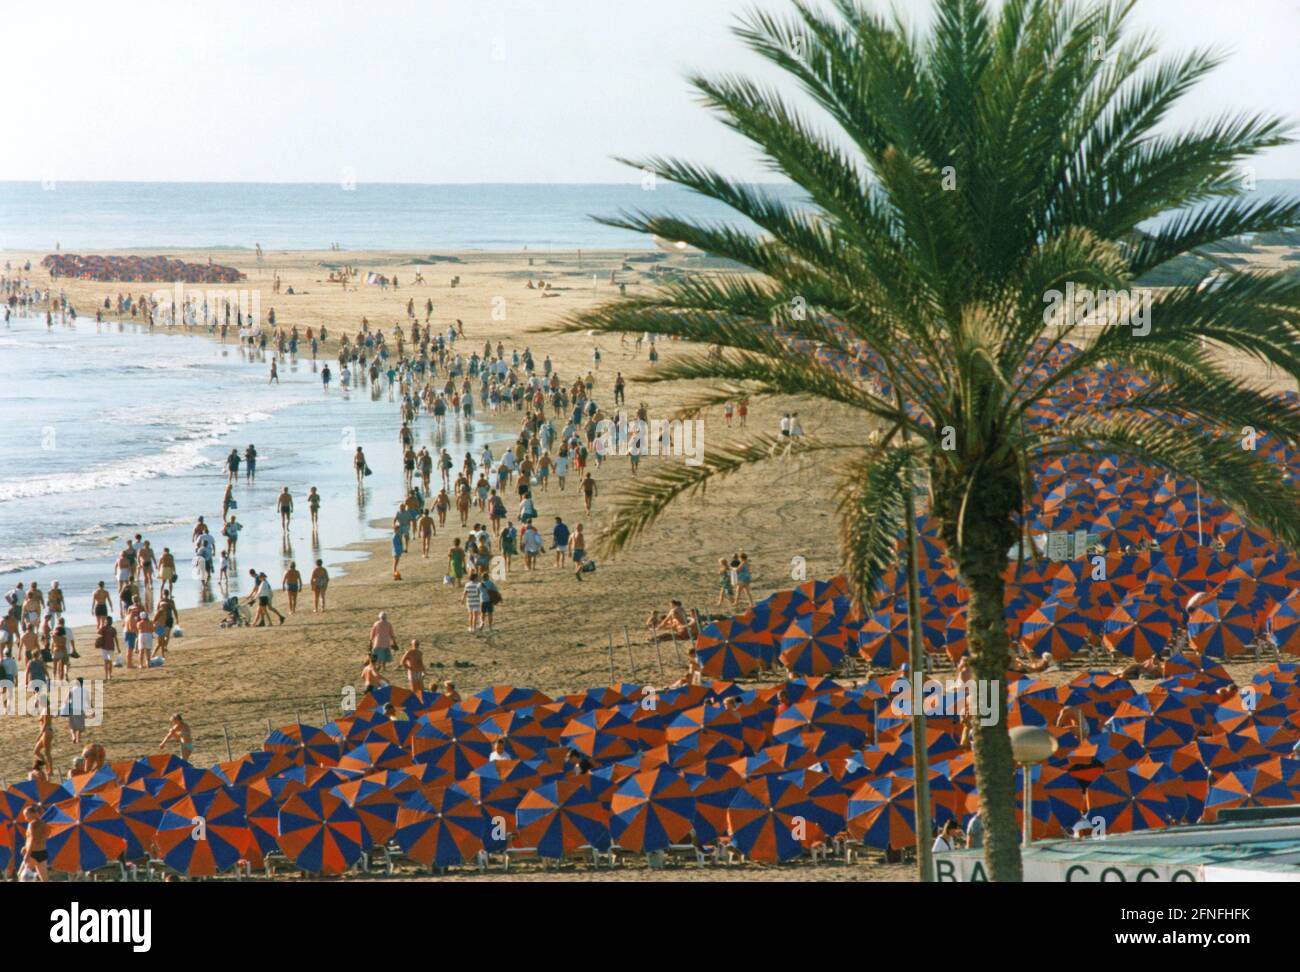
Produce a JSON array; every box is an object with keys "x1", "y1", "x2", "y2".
[{"x1": 6, "y1": 0, "x2": 1299, "y2": 184}]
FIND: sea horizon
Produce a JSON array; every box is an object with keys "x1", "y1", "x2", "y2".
[{"x1": 4, "y1": 179, "x2": 1297, "y2": 254}]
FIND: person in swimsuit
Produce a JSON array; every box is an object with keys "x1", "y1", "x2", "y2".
[
  {"x1": 158, "y1": 548, "x2": 177, "y2": 594},
  {"x1": 418, "y1": 509, "x2": 435, "y2": 556},
  {"x1": 244, "y1": 444, "x2": 258, "y2": 483},
  {"x1": 282, "y1": 562, "x2": 302, "y2": 614},
  {"x1": 307, "y1": 487, "x2": 321, "y2": 531},
  {"x1": 278, "y1": 487, "x2": 294, "y2": 531},
  {"x1": 361, "y1": 653, "x2": 387, "y2": 695},
  {"x1": 399, "y1": 639, "x2": 426, "y2": 692},
  {"x1": 159, "y1": 713, "x2": 194, "y2": 761},
  {"x1": 21, "y1": 804, "x2": 49, "y2": 881},
  {"x1": 310, "y1": 560, "x2": 330, "y2": 612}
]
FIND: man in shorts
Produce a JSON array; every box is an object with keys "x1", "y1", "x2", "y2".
[{"x1": 96, "y1": 618, "x2": 119, "y2": 680}]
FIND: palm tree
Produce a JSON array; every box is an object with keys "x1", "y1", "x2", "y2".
[{"x1": 561, "y1": 0, "x2": 1300, "y2": 880}]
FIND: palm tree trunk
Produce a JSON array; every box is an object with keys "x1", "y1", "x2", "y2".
[
  {"x1": 938, "y1": 464, "x2": 1023, "y2": 881},
  {"x1": 962, "y1": 553, "x2": 1022, "y2": 881}
]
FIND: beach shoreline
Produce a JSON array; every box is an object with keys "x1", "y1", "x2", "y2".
[{"x1": 0, "y1": 246, "x2": 855, "y2": 786}]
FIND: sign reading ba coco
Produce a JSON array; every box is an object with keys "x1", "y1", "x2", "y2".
[{"x1": 935, "y1": 856, "x2": 1201, "y2": 882}]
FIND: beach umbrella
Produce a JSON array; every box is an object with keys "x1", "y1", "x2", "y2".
[
  {"x1": 1202, "y1": 765, "x2": 1297, "y2": 821},
  {"x1": 111, "y1": 754, "x2": 187, "y2": 784},
  {"x1": 1020, "y1": 598, "x2": 1093, "y2": 660},
  {"x1": 684, "y1": 765, "x2": 744, "y2": 846},
  {"x1": 394, "y1": 784, "x2": 485, "y2": 868},
  {"x1": 1267, "y1": 592, "x2": 1300, "y2": 656},
  {"x1": 473, "y1": 685, "x2": 552, "y2": 711},
  {"x1": 726, "y1": 776, "x2": 818, "y2": 863},
  {"x1": 778, "y1": 612, "x2": 849, "y2": 675},
  {"x1": 59, "y1": 767, "x2": 119, "y2": 799},
  {"x1": 608, "y1": 767, "x2": 695, "y2": 853},
  {"x1": 116, "y1": 786, "x2": 166, "y2": 862},
  {"x1": 336, "y1": 741, "x2": 412, "y2": 775},
  {"x1": 162, "y1": 787, "x2": 252, "y2": 876},
  {"x1": 847, "y1": 771, "x2": 921, "y2": 850},
  {"x1": 276, "y1": 788, "x2": 366, "y2": 875},
  {"x1": 212, "y1": 752, "x2": 292, "y2": 787},
  {"x1": 858, "y1": 607, "x2": 910, "y2": 668},
  {"x1": 1085, "y1": 766, "x2": 1177, "y2": 833},
  {"x1": 696, "y1": 618, "x2": 765, "y2": 678},
  {"x1": 410, "y1": 716, "x2": 493, "y2": 778},
  {"x1": 559, "y1": 708, "x2": 640, "y2": 762},
  {"x1": 43, "y1": 796, "x2": 128, "y2": 874},
  {"x1": 1102, "y1": 597, "x2": 1175, "y2": 660},
  {"x1": 330, "y1": 773, "x2": 410, "y2": 848},
  {"x1": 515, "y1": 779, "x2": 610, "y2": 858},
  {"x1": 1187, "y1": 597, "x2": 1256, "y2": 659},
  {"x1": 456, "y1": 775, "x2": 524, "y2": 853}
]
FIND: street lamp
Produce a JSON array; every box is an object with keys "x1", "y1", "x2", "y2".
[{"x1": 1009, "y1": 726, "x2": 1058, "y2": 847}]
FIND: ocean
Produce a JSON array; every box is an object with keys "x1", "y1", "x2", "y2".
[
  {"x1": 0, "y1": 181, "x2": 807, "y2": 253},
  {"x1": 0, "y1": 180, "x2": 1296, "y2": 253},
  {"x1": 0, "y1": 315, "x2": 501, "y2": 626}
]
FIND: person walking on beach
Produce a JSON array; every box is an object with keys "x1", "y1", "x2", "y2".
[
  {"x1": 307, "y1": 486, "x2": 321, "y2": 531},
  {"x1": 278, "y1": 487, "x2": 294, "y2": 531},
  {"x1": 391, "y1": 522, "x2": 405, "y2": 580},
  {"x1": 252, "y1": 572, "x2": 285, "y2": 626},
  {"x1": 244, "y1": 444, "x2": 258, "y2": 483},
  {"x1": 95, "y1": 618, "x2": 119, "y2": 680},
  {"x1": 418, "y1": 508, "x2": 436, "y2": 557},
  {"x1": 269, "y1": 358, "x2": 279, "y2": 383},
  {"x1": 224, "y1": 516, "x2": 242, "y2": 556},
  {"x1": 447, "y1": 538, "x2": 467, "y2": 586},
  {"x1": 462, "y1": 571, "x2": 484, "y2": 633},
  {"x1": 369, "y1": 612, "x2": 395, "y2": 672},
  {"x1": 282, "y1": 562, "x2": 302, "y2": 614},
  {"x1": 158, "y1": 547, "x2": 177, "y2": 595},
  {"x1": 90, "y1": 582, "x2": 113, "y2": 631},
  {"x1": 354, "y1": 446, "x2": 368, "y2": 486},
  {"x1": 310, "y1": 560, "x2": 330, "y2": 612},
  {"x1": 581, "y1": 473, "x2": 598, "y2": 513},
  {"x1": 552, "y1": 516, "x2": 570, "y2": 568},
  {"x1": 399, "y1": 639, "x2": 426, "y2": 692},
  {"x1": 226, "y1": 448, "x2": 241, "y2": 484}
]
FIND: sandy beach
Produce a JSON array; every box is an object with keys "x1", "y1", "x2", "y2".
[{"x1": 0, "y1": 248, "x2": 855, "y2": 785}]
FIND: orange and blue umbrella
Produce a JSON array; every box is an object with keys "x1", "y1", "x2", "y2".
[
  {"x1": 696, "y1": 618, "x2": 765, "y2": 678},
  {"x1": 1103, "y1": 597, "x2": 1175, "y2": 660},
  {"x1": 43, "y1": 796, "x2": 128, "y2": 873},
  {"x1": 515, "y1": 779, "x2": 610, "y2": 858},
  {"x1": 847, "y1": 771, "x2": 921, "y2": 850},
  {"x1": 162, "y1": 786, "x2": 252, "y2": 875},
  {"x1": 779, "y1": 612, "x2": 849, "y2": 675},
  {"x1": 726, "y1": 776, "x2": 818, "y2": 862},
  {"x1": 331, "y1": 772, "x2": 412, "y2": 847},
  {"x1": 1020, "y1": 597, "x2": 1092, "y2": 660},
  {"x1": 394, "y1": 784, "x2": 485, "y2": 867},
  {"x1": 1188, "y1": 596, "x2": 1255, "y2": 659},
  {"x1": 277, "y1": 787, "x2": 366, "y2": 874},
  {"x1": 1085, "y1": 766, "x2": 1177, "y2": 833},
  {"x1": 609, "y1": 767, "x2": 695, "y2": 852}
]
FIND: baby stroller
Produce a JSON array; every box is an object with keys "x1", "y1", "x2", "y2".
[{"x1": 220, "y1": 594, "x2": 251, "y2": 628}]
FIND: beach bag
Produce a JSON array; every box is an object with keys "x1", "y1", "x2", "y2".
[
  {"x1": 364, "y1": 465, "x2": 374, "y2": 477},
  {"x1": 149, "y1": 657, "x2": 164, "y2": 667},
  {"x1": 486, "y1": 586, "x2": 503, "y2": 607},
  {"x1": 172, "y1": 627, "x2": 184, "y2": 639},
  {"x1": 579, "y1": 560, "x2": 597, "y2": 574},
  {"x1": 229, "y1": 499, "x2": 237, "y2": 510}
]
